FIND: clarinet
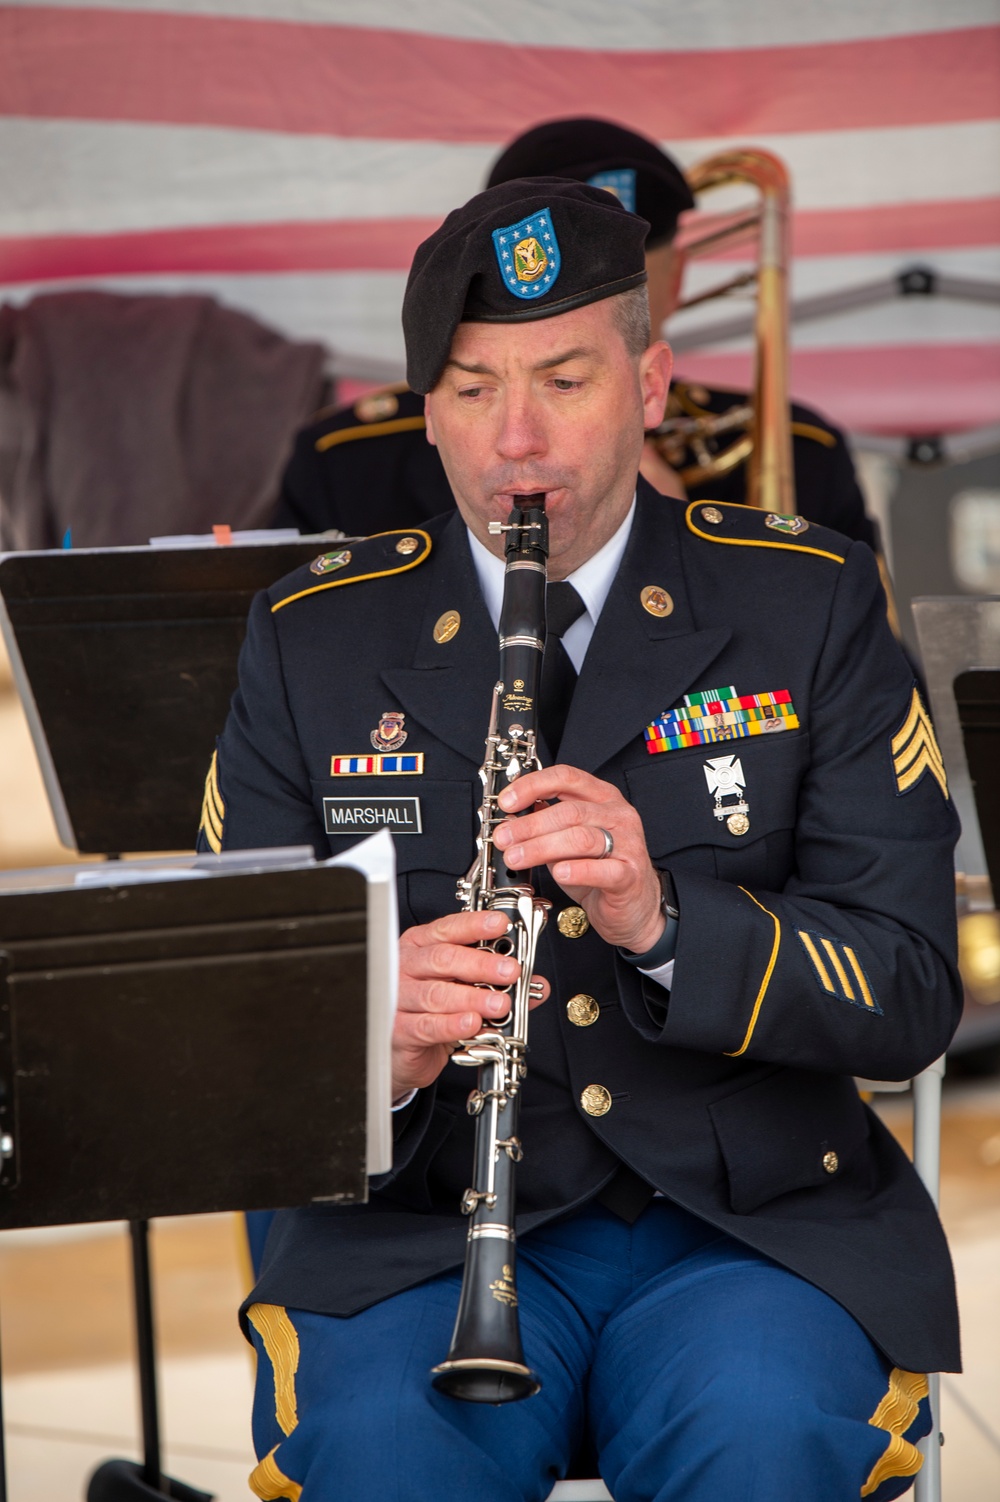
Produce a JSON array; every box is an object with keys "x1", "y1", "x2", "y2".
[{"x1": 430, "y1": 494, "x2": 551, "y2": 1404}]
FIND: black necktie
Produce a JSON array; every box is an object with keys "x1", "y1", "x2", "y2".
[{"x1": 540, "y1": 581, "x2": 586, "y2": 759}]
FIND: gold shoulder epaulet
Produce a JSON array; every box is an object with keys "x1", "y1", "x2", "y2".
[
  {"x1": 790, "y1": 420, "x2": 837, "y2": 449},
  {"x1": 271, "y1": 528, "x2": 432, "y2": 613},
  {"x1": 671, "y1": 379, "x2": 743, "y2": 417},
  {"x1": 314, "y1": 384, "x2": 424, "y2": 453},
  {"x1": 684, "y1": 500, "x2": 847, "y2": 564}
]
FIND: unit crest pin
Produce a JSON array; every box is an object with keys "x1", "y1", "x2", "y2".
[
  {"x1": 371, "y1": 711, "x2": 408, "y2": 752},
  {"x1": 310, "y1": 549, "x2": 351, "y2": 576}
]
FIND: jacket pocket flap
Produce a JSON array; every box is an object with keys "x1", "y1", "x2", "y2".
[
  {"x1": 624, "y1": 732, "x2": 808, "y2": 860},
  {"x1": 709, "y1": 1069, "x2": 870, "y2": 1214}
]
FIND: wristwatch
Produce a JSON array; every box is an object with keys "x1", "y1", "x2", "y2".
[{"x1": 619, "y1": 868, "x2": 679, "y2": 969}]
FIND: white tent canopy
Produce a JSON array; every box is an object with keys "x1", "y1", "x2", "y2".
[{"x1": 1, "y1": 0, "x2": 998, "y2": 435}]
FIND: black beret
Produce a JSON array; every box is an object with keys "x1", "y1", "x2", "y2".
[
  {"x1": 486, "y1": 117, "x2": 694, "y2": 249},
  {"x1": 403, "y1": 177, "x2": 649, "y2": 395}
]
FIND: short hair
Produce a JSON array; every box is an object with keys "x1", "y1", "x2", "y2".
[{"x1": 611, "y1": 285, "x2": 651, "y2": 360}]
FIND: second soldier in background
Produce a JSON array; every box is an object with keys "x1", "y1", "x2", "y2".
[{"x1": 275, "y1": 117, "x2": 876, "y2": 550}]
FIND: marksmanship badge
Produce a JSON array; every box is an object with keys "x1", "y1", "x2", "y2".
[
  {"x1": 492, "y1": 209, "x2": 561, "y2": 301},
  {"x1": 704, "y1": 754, "x2": 751, "y2": 837}
]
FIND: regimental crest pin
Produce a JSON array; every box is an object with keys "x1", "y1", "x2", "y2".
[
  {"x1": 371, "y1": 710, "x2": 408, "y2": 752},
  {"x1": 765, "y1": 513, "x2": 809, "y2": 535},
  {"x1": 492, "y1": 209, "x2": 561, "y2": 302},
  {"x1": 310, "y1": 549, "x2": 351, "y2": 576},
  {"x1": 704, "y1": 754, "x2": 751, "y2": 836}
]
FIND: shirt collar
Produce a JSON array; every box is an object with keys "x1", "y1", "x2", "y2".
[{"x1": 466, "y1": 496, "x2": 636, "y2": 633}]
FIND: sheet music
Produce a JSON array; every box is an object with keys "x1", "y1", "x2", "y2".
[{"x1": 326, "y1": 830, "x2": 398, "y2": 1176}]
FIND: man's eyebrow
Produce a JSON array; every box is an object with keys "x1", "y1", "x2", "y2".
[
  {"x1": 444, "y1": 346, "x2": 598, "y2": 377},
  {"x1": 535, "y1": 346, "x2": 597, "y2": 369},
  {"x1": 444, "y1": 359, "x2": 496, "y2": 375}
]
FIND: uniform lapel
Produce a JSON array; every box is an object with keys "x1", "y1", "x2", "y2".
[
  {"x1": 380, "y1": 513, "x2": 499, "y2": 767},
  {"x1": 559, "y1": 485, "x2": 731, "y2": 773}
]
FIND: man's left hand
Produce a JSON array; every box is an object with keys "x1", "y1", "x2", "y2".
[{"x1": 494, "y1": 764, "x2": 664, "y2": 956}]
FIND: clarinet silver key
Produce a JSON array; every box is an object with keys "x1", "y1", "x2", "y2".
[{"x1": 430, "y1": 494, "x2": 551, "y2": 1404}]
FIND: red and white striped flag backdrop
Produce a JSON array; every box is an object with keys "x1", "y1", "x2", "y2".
[{"x1": 1, "y1": 0, "x2": 998, "y2": 437}]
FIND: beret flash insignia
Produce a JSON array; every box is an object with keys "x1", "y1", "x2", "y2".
[
  {"x1": 493, "y1": 209, "x2": 561, "y2": 301},
  {"x1": 587, "y1": 168, "x2": 637, "y2": 214}
]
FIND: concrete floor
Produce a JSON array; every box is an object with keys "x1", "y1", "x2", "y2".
[{"x1": 1, "y1": 628, "x2": 999, "y2": 1501}]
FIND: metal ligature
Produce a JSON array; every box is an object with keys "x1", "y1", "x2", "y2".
[{"x1": 430, "y1": 494, "x2": 552, "y2": 1404}]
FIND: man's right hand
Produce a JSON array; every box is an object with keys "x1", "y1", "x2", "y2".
[{"x1": 394, "y1": 910, "x2": 549, "y2": 1101}]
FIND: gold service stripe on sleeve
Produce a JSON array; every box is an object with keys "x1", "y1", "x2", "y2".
[
  {"x1": 843, "y1": 947, "x2": 877, "y2": 1008},
  {"x1": 797, "y1": 930, "x2": 836, "y2": 993},
  {"x1": 820, "y1": 937, "x2": 856, "y2": 1001},
  {"x1": 860, "y1": 1368, "x2": 929, "y2": 1497},
  {"x1": 726, "y1": 889, "x2": 781, "y2": 1057}
]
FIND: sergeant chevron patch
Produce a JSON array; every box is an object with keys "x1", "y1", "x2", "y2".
[
  {"x1": 199, "y1": 749, "x2": 225, "y2": 854},
  {"x1": 797, "y1": 929, "x2": 881, "y2": 1014},
  {"x1": 891, "y1": 688, "x2": 948, "y2": 799}
]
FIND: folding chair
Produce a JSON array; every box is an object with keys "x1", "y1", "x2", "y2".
[{"x1": 547, "y1": 1058, "x2": 946, "y2": 1502}]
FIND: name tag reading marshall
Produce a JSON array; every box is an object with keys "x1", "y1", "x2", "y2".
[{"x1": 323, "y1": 796, "x2": 423, "y2": 834}]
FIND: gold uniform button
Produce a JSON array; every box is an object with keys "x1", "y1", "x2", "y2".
[
  {"x1": 701, "y1": 506, "x2": 724, "y2": 525},
  {"x1": 640, "y1": 585, "x2": 674, "y2": 618},
  {"x1": 395, "y1": 535, "x2": 420, "y2": 555},
  {"x1": 557, "y1": 906, "x2": 589, "y2": 939},
  {"x1": 822, "y1": 1151, "x2": 839, "y2": 1174},
  {"x1": 566, "y1": 994, "x2": 600, "y2": 1027},
  {"x1": 433, "y1": 610, "x2": 461, "y2": 644},
  {"x1": 727, "y1": 812, "x2": 750, "y2": 837},
  {"x1": 581, "y1": 1084, "x2": 612, "y2": 1117}
]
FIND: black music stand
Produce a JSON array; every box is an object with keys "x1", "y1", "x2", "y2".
[
  {"x1": 953, "y1": 668, "x2": 1000, "y2": 901},
  {"x1": 0, "y1": 540, "x2": 321, "y2": 853},
  {"x1": 0, "y1": 541, "x2": 362, "y2": 1501},
  {"x1": 0, "y1": 854, "x2": 373, "y2": 1502},
  {"x1": 912, "y1": 596, "x2": 1000, "y2": 1052}
]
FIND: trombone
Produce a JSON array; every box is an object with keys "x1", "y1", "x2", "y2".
[{"x1": 651, "y1": 148, "x2": 795, "y2": 515}]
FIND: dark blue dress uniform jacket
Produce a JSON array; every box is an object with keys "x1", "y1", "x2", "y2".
[{"x1": 205, "y1": 482, "x2": 962, "y2": 1374}]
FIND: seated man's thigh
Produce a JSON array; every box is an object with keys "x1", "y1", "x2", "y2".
[
  {"x1": 246, "y1": 1268, "x2": 590, "y2": 1502},
  {"x1": 590, "y1": 1241, "x2": 930, "y2": 1502}
]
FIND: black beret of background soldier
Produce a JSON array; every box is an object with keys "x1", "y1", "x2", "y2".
[
  {"x1": 210, "y1": 169, "x2": 961, "y2": 1500},
  {"x1": 274, "y1": 116, "x2": 876, "y2": 553}
]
